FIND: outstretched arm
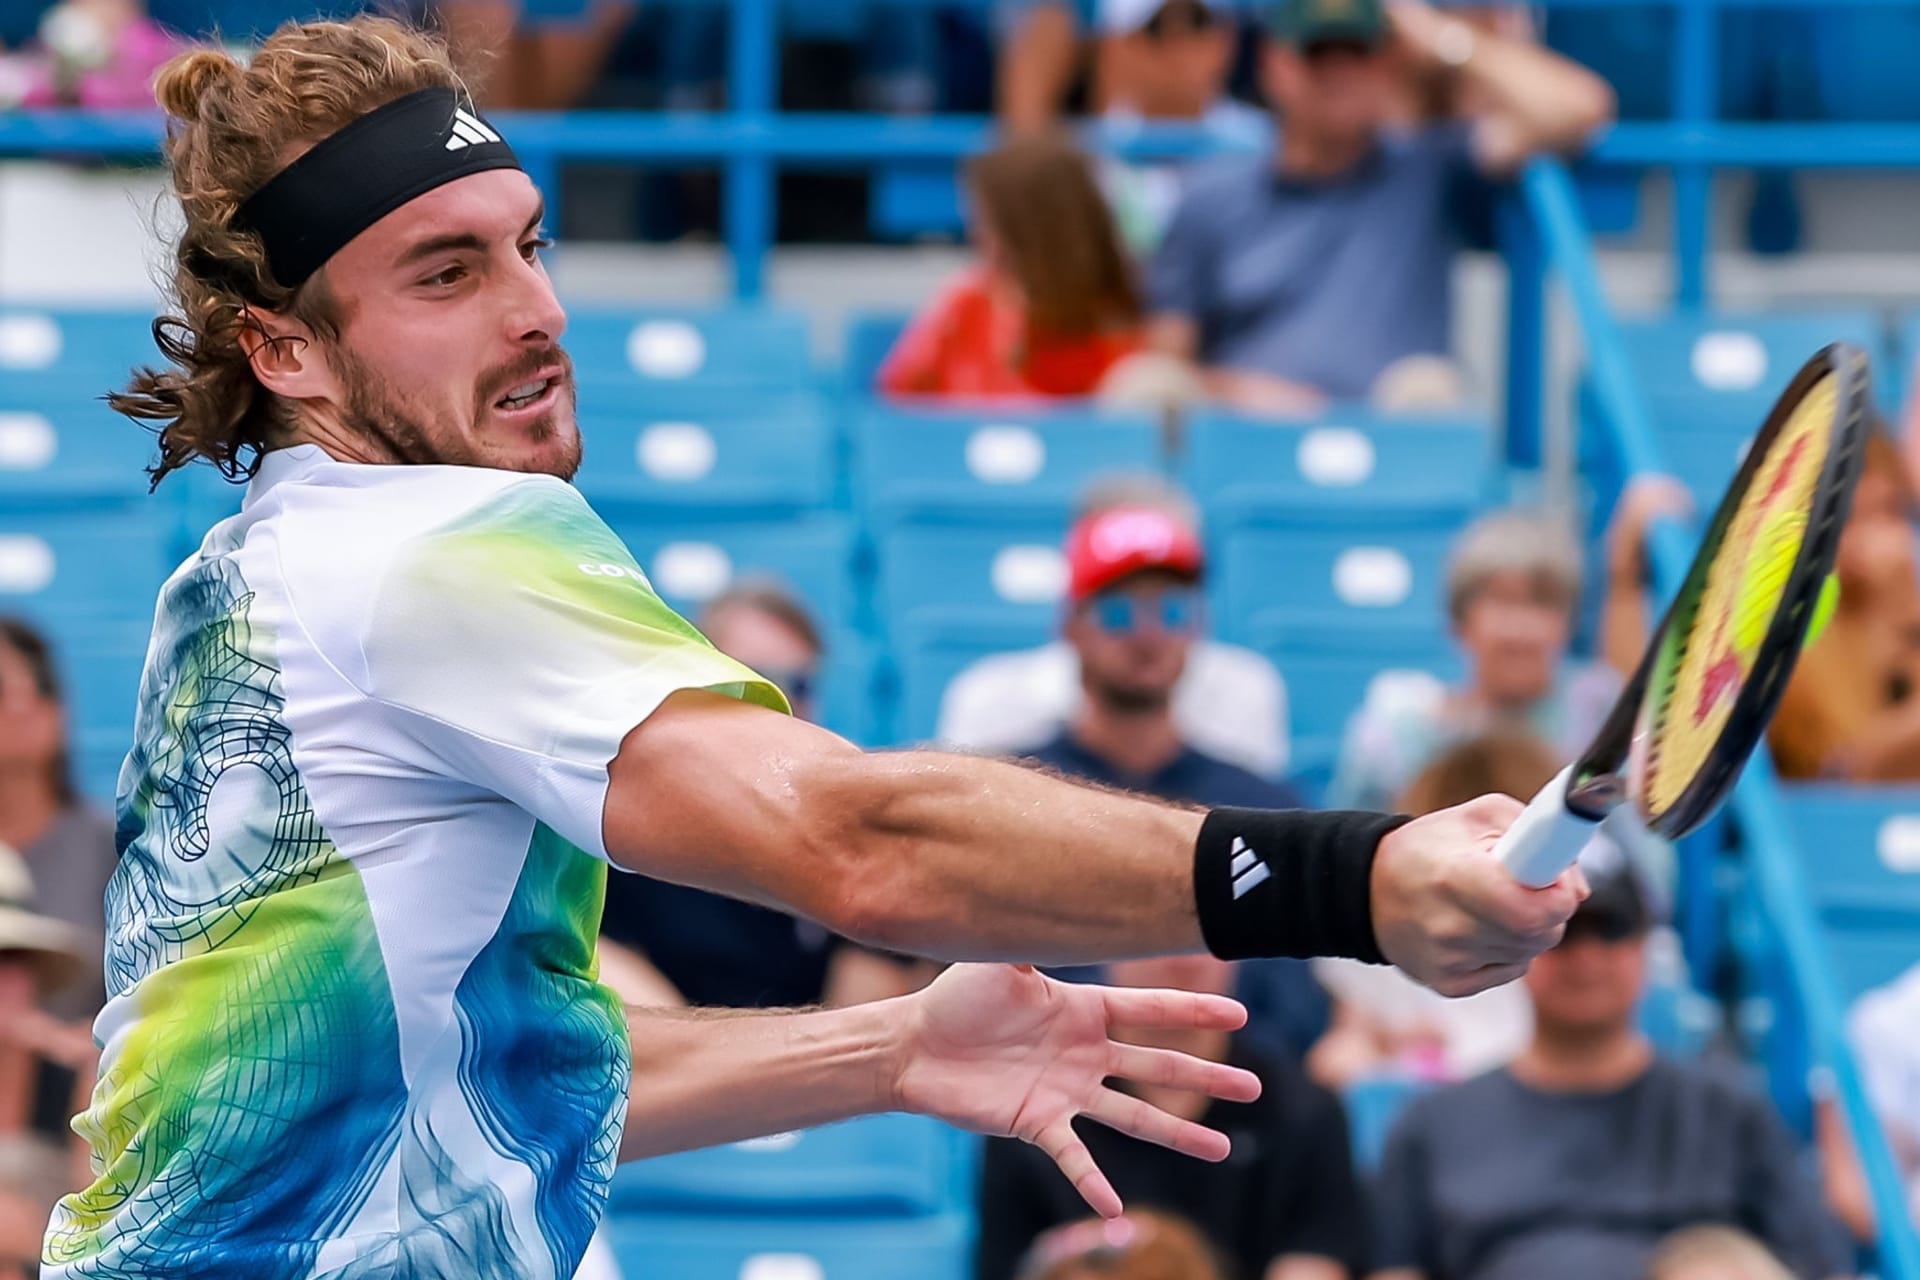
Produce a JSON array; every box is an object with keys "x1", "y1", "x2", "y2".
[
  {"x1": 620, "y1": 964, "x2": 1260, "y2": 1218},
  {"x1": 604, "y1": 692, "x2": 1585, "y2": 996}
]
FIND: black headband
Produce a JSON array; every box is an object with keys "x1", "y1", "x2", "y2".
[{"x1": 236, "y1": 86, "x2": 522, "y2": 291}]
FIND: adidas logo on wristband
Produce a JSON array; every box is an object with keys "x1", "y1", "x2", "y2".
[{"x1": 1229, "y1": 835, "x2": 1271, "y2": 899}]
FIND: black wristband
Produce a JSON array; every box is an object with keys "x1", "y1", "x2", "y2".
[{"x1": 1192, "y1": 807, "x2": 1412, "y2": 963}]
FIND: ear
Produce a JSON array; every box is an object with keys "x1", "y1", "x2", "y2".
[{"x1": 237, "y1": 306, "x2": 337, "y2": 402}]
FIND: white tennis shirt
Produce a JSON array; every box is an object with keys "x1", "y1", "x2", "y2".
[{"x1": 44, "y1": 445, "x2": 781, "y2": 1278}]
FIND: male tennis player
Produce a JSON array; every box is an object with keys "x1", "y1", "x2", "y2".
[{"x1": 44, "y1": 17, "x2": 1585, "y2": 1278}]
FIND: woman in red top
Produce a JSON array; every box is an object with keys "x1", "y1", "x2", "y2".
[{"x1": 878, "y1": 134, "x2": 1146, "y2": 401}]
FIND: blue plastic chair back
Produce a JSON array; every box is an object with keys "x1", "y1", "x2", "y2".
[
  {"x1": 600, "y1": 1211, "x2": 972, "y2": 1280},
  {"x1": 1342, "y1": 1077, "x2": 1430, "y2": 1174},
  {"x1": 0, "y1": 392, "x2": 160, "y2": 500},
  {"x1": 575, "y1": 392, "x2": 837, "y2": 515},
  {"x1": 842, "y1": 311, "x2": 911, "y2": 393},
  {"x1": 0, "y1": 501, "x2": 173, "y2": 627},
  {"x1": 608, "y1": 1115, "x2": 971, "y2": 1218},
  {"x1": 602, "y1": 516, "x2": 860, "y2": 638},
  {"x1": 1181, "y1": 412, "x2": 1491, "y2": 525},
  {"x1": 874, "y1": 522, "x2": 1068, "y2": 641},
  {"x1": 854, "y1": 407, "x2": 1160, "y2": 527},
  {"x1": 1215, "y1": 524, "x2": 1455, "y2": 648},
  {"x1": 0, "y1": 308, "x2": 156, "y2": 381},
  {"x1": 890, "y1": 617, "x2": 1055, "y2": 747},
  {"x1": 563, "y1": 307, "x2": 813, "y2": 391},
  {"x1": 1778, "y1": 786, "x2": 1920, "y2": 919}
]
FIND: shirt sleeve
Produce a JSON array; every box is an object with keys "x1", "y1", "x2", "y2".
[
  {"x1": 877, "y1": 272, "x2": 974, "y2": 397},
  {"x1": 1371, "y1": 1098, "x2": 1437, "y2": 1272},
  {"x1": 1736, "y1": 1090, "x2": 1855, "y2": 1278},
  {"x1": 1263, "y1": 1080, "x2": 1369, "y2": 1271},
  {"x1": 355, "y1": 476, "x2": 786, "y2": 859}
]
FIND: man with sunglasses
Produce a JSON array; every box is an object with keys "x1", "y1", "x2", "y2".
[{"x1": 1147, "y1": 0, "x2": 1614, "y2": 413}]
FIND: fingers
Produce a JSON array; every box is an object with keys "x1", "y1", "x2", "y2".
[
  {"x1": 1082, "y1": 1088, "x2": 1233, "y2": 1163},
  {"x1": 1034, "y1": 1121, "x2": 1123, "y2": 1219},
  {"x1": 1108, "y1": 1043, "x2": 1263, "y2": 1104},
  {"x1": 1459, "y1": 791, "x2": 1526, "y2": 829},
  {"x1": 1101, "y1": 986, "x2": 1247, "y2": 1034}
]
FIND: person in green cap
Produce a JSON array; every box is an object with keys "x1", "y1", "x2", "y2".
[{"x1": 1145, "y1": 0, "x2": 1615, "y2": 413}]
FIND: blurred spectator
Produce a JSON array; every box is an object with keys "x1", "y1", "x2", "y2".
[
  {"x1": 438, "y1": 0, "x2": 635, "y2": 111},
  {"x1": 1018, "y1": 498, "x2": 1324, "y2": 1059},
  {"x1": 1814, "y1": 961, "x2": 1920, "y2": 1243},
  {"x1": 940, "y1": 474, "x2": 1290, "y2": 779},
  {"x1": 878, "y1": 135, "x2": 1146, "y2": 400},
  {"x1": 1309, "y1": 731, "x2": 1552, "y2": 1089},
  {"x1": 1369, "y1": 856, "x2": 1850, "y2": 1280},
  {"x1": 1328, "y1": 510, "x2": 1618, "y2": 813},
  {"x1": 1601, "y1": 436, "x2": 1920, "y2": 781},
  {"x1": 1020, "y1": 1209, "x2": 1230, "y2": 1280},
  {"x1": 977, "y1": 954, "x2": 1367, "y2": 1280},
  {"x1": 1644, "y1": 1227, "x2": 1797, "y2": 1280},
  {"x1": 0, "y1": 619, "x2": 114, "y2": 1026},
  {"x1": 599, "y1": 583, "x2": 930, "y2": 1008},
  {"x1": 1094, "y1": 0, "x2": 1267, "y2": 256},
  {"x1": 1145, "y1": 0, "x2": 1613, "y2": 413},
  {"x1": 0, "y1": 0, "x2": 184, "y2": 109},
  {"x1": 0, "y1": 847, "x2": 92, "y2": 1280}
]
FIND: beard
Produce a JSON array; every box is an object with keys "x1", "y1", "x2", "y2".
[
  {"x1": 332, "y1": 344, "x2": 583, "y2": 481},
  {"x1": 1084, "y1": 669, "x2": 1175, "y2": 716}
]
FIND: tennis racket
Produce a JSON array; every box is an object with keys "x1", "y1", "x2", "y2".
[{"x1": 1496, "y1": 342, "x2": 1873, "y2": 887}]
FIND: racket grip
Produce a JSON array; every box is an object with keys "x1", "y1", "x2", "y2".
[{"x1": 1492, "y1": 765, "x2": 1602, "y2": 888}]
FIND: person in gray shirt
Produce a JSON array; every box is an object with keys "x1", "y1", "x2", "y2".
[
  {"x1": 1370, "y1": 858, "x2": 1851, "y2": 1280},
  {"x1": 1147, "y1": 0, "x2": 1614, "y2": 412}
]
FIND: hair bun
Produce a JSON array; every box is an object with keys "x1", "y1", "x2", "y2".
[{"x1": 154, "y1": 48, "x2": 242, "y2": 123}]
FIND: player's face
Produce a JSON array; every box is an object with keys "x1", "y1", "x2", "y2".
[
  {"x1": 1456, "y1": 569, "x2": 1572, "y2": 708},
  {"x1": 1523, "y1": 931, "x2": 1646, "y2": 1038},
  {"x1": 317, "y1": 170, "x2": 581, "y2": 479},
  {"x1": 1065, "y1": 574, "x2": 1200, "y2": 714}
]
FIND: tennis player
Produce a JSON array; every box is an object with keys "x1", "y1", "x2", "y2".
[{"x1": 43, "y1": 17, "x2": 1585, "y2": 1278}]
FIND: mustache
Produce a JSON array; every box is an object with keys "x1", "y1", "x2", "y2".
[{"x1": 479, "y1": 347, "x2": 574, "y2": 408}]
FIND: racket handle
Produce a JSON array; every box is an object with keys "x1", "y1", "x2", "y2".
[{"x1": 1492, "y1": 765, "x2": 1603, "y2": 888}]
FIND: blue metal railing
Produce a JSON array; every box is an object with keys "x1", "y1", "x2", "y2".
[{"x1": 1522, "y1": 155, "x2": 1920, "y2": 1279}]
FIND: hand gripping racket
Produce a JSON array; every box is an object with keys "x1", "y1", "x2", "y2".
[{"x1": 1497, "y1": 342, "x2": 1873, "y2": 886}]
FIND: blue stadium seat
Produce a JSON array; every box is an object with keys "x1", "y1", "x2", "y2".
[
  {"x1": 0, "y1": 501, "x2": 174, "y2": 627},
  {"x1": 600, "y1": 1211, "x2": 972, "y2": 1280},
  {"x1": 1823, "y1": 928, "x2": 1920, "y2": 1002},
  {"x1": 891, "y1": 617, "x2": 1054, "y2": 746},
  {"x1": 817, "y1": 633, "x2": 885, "y2": 747},
  {"x1": 602, "y1": 516, "x2": 860, "y2": 638},
  {"x1": 563, "y1": 307, "x2": 813, "y2": 391},
  {"x1": 854, "y1": 407, "x2": 1161, "y2": 528},
  {"x1": 1272, "y1": 648, "x2": 1460, "y2": 777},
  {"x1": 574, "y1": 392, "x2": 838, "y2": 515},
  {"x1": 1342, "y1": 1077, "x2": 1430, "y2": 1173},
  {"x1": 49, "y1": 619, "x2": 150, "y2": 747},
  {"x1": 1777, "y1": 786, "x2": 1920, "y2": 919},
  {"x1": 1181, "y1": 413, "x2": 1492, "y2": 525},
  {"x1": 842, "y1": 311, "x2": 911, "y2": 394},
  {"x1": 1609, "y1": 310, "x2": 1890, "y2": 438},
  {"x1": 0, "y1": 308, "x2": 155, "y2": 382},
  {"x1": 0, "y1": 393, "x2": 160, "y2": 500},
  {"x1": 609, "y1": 1115, "x2": 970, "y2": 1219},
  {"x1": 1812, "y1": 8, "x2": 1920, "y2": 122},
  {"x1": 1214, "y1": 524, "x2": 1455, "y2": 649},
  {"x1": 874, "y1": 522, "x2": 1068, "y2": 640},
  {"x1": 75, "y1": 726, "x2": 130, "y2": 809}
]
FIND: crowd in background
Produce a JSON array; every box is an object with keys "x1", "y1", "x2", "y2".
[{"x1": 7, "y1": 1, "x2": 1920, "y2": 1279}]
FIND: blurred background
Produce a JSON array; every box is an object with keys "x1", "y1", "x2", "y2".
[{"x1": 6, "y1": 0, "x2": 1920, "y2": 1278}]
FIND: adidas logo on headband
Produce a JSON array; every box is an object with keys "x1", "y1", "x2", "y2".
[{"x1": 446, "y1": 108, "x2": 502, "y2": 151}]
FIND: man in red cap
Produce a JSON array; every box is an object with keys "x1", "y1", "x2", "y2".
[{"x1": 1033, "y1": 503, "x2": 1302, "y2": 812}]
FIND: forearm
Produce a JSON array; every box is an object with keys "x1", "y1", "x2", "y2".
[
  {"x1": 997, "y1": 2, "x2": 1077, "y2": 131},
  {"x1": 1453, "y1": 24, "x2": 1614, "y2": 153},
  {"x1": 822, "y1": 751, "x2": 1206, "y2": 963},
  {"x1": 619, "y1": 999, "x2": 900, "y2": 1162},
  {"x1": 1599, "y1": 572, "x2": 1650, "y2": 676}
]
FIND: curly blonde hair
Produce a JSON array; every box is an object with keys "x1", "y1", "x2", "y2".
[{"x1": 114, "y1": 18, "x2": 466, "y2": 488}]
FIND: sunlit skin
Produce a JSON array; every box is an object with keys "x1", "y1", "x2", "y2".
[
  {"x1": 1260, "y1": 39, "x2": 1398, "y2": 174},
  {"x1": 1521, "y1": 931, "x2": 1646, "y2": 1043},
  {"x1": 1454, "y1": 569, "x2": 1573, "y2": 711},
  {"x1": 241, "y1": 168, "x2": 582, "y2": 481}
]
